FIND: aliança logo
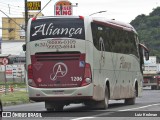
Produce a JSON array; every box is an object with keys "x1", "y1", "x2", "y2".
[{"x1": 50, "y1": 62, "x2": 68, "y2": 81}]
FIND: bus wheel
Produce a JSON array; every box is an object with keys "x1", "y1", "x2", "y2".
[
  {"x1": 45, "y1": 102, "x2": 64, "y2": 111},
  {"x1": 151, "y1": 86, "x2": 156, "y2": 90},
  {"x1": 46, "y1": 105, "x2": 64, "y2": 111},
  {"x1": 104, "y1": 86, "x2": 109, "y2": 108},
  {"x1": 54, "y1": 105, "x2": 64, "y2": 111},
  {"x1": 97, "y1": 86, "x2": 109, "y2": 109},
  {"x1": 46, "y1": 108, "x2": 55, "y2": 111},
  {"x1": 124, "y1": 89, "x2": 136, "y2": 105}
]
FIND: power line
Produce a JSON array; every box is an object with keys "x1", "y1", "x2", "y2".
[
  {"x1": 0, "y1": 3, "x2": 24, "y2": 11},
  {"x1": 1, "y1": 6, "x2": 23, "y2": 15},
  {"x1": 0, "y1": 5, "x2": 24, "y2": 14},
  {"x1": 34, "y1": 0, "x2": 52, "y2": 18},
  {"x1": 0, "y1": 12, "x2": 23, "y2": 16},
  {"x1": 0, "y1": 10, "x2": 25, "y2": 30},
  {"x1": 0, "y1": 1, "x2": 24, "y2": 8}
]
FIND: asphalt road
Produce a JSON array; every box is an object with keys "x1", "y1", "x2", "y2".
[{"x1": 2, "y1": 88, "x2": 160, "y2": 120}]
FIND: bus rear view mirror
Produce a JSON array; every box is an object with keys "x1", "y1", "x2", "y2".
[
  {"x1": 22, "y1": 44, "x2": 26, "y2": 51},
  {"x1": 139, "y1": 43, "x2": 149, "y2": 61},
  {"x1": 144, "y1": 51, "x2": 149, "y2": 61}
]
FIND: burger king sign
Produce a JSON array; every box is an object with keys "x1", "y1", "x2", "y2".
[{"x1": 55, "y1": 0, "x2": 72, "y2": 16}]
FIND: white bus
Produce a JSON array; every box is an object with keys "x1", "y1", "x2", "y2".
[{"x1": 24, "y1": 16, "x2": 149, "y2": 111}]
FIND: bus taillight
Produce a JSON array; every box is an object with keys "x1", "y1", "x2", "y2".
[
  {"x1": 79, "y1": 16, "x2": 84, "y2": 20},
  {"x1": 81, "y1": 63, "x2": 92, "y2": 86},
  {"x1": 32, "y1": 17, "x2": 37, "y2": 21},
  {"x1": 28, "y1": 64, "x2": 33, "y2": 79},
  {"x1": 28, "y1": 64, "x2": 37, "y2": 87}
]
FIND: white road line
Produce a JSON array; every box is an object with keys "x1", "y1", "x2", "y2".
[
  {"x1": 71, "y1": 117, "x2": 95, "y2": 120},
  {"x1": 118, "y1": 103, "x2": 160, "y2": 111},
  {"x1": 71, "y1": 103, "x2": 160, "y2": 120}
]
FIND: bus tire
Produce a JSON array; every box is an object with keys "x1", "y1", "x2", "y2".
[
  {"x1": 46, "y1": 108, "x2": 54, "y2": 111},
  {"x1": 124, "y1": 97, "x2": 135, "y2": 105},
  {"x1": 45, "y1": 102, "x2": 64, "y2": 111},
  {"x1": 124, "y1": 89, "x2": 136, "y2": 105},
  {"x1": 54, "y1": 105, "x2": 64, "y2": 111},
  {"x1": 46, "y1": 105, "x2": 64, "y2": 111},
  {"x1": 151, "y1": 86, "x2": 156, "y2": 90},
  {"x1": 97, "y1": 86, "x2": 109, "y2": 109}
]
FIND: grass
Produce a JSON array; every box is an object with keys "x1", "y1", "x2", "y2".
[
  {"x1": 0, "y1": 82, "x2": 31, "y2": 106},
  {"x1": 0, "y1": 91, "x2": 30, "y2": 106}
]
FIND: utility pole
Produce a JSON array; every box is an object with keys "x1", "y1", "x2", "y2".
[
  {"x1": 8, "y1": 4, "x2": 10, "y2": 14},
  {"x1": 24, "y1": 0, "x2": 28, "y2": 87},
  {"x1": 25, "y1": 0, "x2": 28, "y2": 39}
]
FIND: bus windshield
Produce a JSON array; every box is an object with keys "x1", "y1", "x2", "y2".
[{"x1": 30, "y1": 18, "x2": 85, "y2": 41}]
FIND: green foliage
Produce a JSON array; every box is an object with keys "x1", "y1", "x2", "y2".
[
  {"x1": 130, "y1": 7, "x2": 160, "y2": 59},
  {"x1": 0, "y1": 91, "x2": 29, "y2": 106}
]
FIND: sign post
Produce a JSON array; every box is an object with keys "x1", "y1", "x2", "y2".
[{"x1": 2, "y1": 58, "x2": 8, "y2": 95}]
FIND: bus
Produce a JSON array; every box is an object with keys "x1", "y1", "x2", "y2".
[{"x1": 24, "y1": 16, "x2": 149, "y2": 111}]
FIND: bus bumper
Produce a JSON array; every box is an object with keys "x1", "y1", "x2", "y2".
[{"x1": 28, "y1": 83, "x2": 93, "y2": 102}]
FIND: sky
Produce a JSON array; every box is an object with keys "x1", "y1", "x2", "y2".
[
  {"x1": 0, "y1": 0, "x2": 160, "y2": 21},
  {"x1": 0, "y1": 0, "x2": 160, "y2": 30},
  {"x1": 41, "y1": 0, "x2": 160, "y2": 22},
  {"x1": 0, "y1": 0, "x2": 160, "y2": 55}
]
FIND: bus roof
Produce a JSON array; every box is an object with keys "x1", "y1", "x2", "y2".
[{"x1": 91, "y1": 17, "x2": 137, "y2": 33}]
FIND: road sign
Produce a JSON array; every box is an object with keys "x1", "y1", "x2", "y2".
[{"x1": 2, "y1": 58, "x2": 8, "y2": 65}]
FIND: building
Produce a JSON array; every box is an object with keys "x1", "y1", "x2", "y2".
[
  {"x1": 2, "y1": 12, "x2": 43, "y2": 41},
  {"x1": 143, "y1": 56, "x2": 160, "y2": 89},
  {"x1": 143, "y1": 56, "x2": 157, "y2": 74}
]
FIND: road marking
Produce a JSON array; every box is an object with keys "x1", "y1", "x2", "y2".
[
  {"x1": 70, "y1": 111, "x2": 115, "y2": 120},
  {"x1": 71, "y1": 117, "x2": 95, "y2": 120},
  {"x1": 71, "y1": 103, "x2": 160, "y2": 119},
  {"x1": 118, "y1": 103, "x2": 160, "y2": 111}
]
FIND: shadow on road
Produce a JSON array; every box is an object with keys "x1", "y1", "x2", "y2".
[{"x1": 39, "y1": 102, "x2": 132, "y2": 117}]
